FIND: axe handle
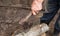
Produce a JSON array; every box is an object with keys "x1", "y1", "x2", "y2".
[{"x1": 19, "y1": 12, "x2": 32, "y2": 25}]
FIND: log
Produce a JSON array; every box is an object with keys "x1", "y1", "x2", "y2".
[{"x1": 12, "y1": 23, "x2": 49, "y2": 36}]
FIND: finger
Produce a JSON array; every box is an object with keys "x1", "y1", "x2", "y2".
[
  {"x1": 35, "y1": 10, "x2": 39, "y2": 13},
  {"x1": 32, "y1": 11, "x2": 36, "y2": 15}
]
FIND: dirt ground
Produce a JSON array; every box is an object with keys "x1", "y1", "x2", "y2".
[{"x1": 0, "y1": 7, "x2": 42, "y2": 36}]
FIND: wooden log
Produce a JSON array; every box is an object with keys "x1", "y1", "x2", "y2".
[{"x1": 12, "y1": 23, "x2": 49, "y2": 36}]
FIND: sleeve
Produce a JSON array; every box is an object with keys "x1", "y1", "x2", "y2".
[{"x1": 45, "y1": 0, "x2": 59, "y2": 13}]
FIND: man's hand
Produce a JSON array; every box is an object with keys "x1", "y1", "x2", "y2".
[{"x1": 31, "y1": 0, "x2": 44, "y2": 15}]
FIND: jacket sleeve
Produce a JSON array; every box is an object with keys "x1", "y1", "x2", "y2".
[{"x1": 45, "y1": 0, "x2": 59, "y2": 13}]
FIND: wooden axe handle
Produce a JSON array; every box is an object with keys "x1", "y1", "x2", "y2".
[{"x1": 19, "y1": 12, "x2": 32, "y2": 25}]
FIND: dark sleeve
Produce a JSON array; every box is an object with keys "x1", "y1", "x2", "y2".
[
  {"x1": 45, "y1": 0, "x2": 59, "y2": 13},
  {"x1": 40, "y1": 0, "x2": 59, "y2": 25}
]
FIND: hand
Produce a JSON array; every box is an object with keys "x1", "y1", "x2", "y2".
[{"x1": 31, "y1": 0, "x2": 44, "y2": 15}]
